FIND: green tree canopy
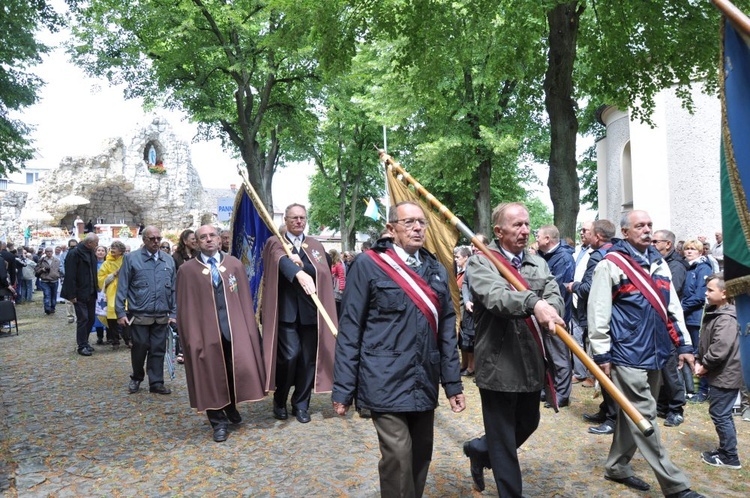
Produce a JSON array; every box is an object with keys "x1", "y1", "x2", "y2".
[
  {"x1": 67, "y1": 0, "x2": 328, "y2": 209},
  {"x1": 0, "y1": 0, "x2": 60, "y2": 174}
]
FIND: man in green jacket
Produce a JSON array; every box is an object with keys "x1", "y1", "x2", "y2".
[{"x1": 463, "y1": 202, "x2": 564, "y2": 496}]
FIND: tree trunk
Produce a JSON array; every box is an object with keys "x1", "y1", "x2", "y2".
[
  {"x1": 342, "y1": 178, "x2": 361, "y2": 252},
  {"x1": 544, "y1": 2, "x2": 583, "y2": 240},
  {"x1": 474, "y1": 157, "x2": 492, "y2": 235}
]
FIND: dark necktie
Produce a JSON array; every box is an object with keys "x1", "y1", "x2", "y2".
[
  {"x1": 511, "y1": 256, "x2": 522, "y2": 270},
  {"x1": 207, "y1": 257, "x2": 220, "y2": 287}
]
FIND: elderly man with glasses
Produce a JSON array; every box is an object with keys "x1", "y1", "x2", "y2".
[
  {"x1": 261, "y1": 203, "x2": 337, "y2": 424},
  {"x1": 116, "y1": 226, "x2": 176, "y2": 395},
  {"x1": 332, "y1": 201, "x2": 464, "y2": 497}
]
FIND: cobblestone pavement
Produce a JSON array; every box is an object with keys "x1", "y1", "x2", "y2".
[{"x1": 1, "y1": 295, "x2": 748, "y2": 497}]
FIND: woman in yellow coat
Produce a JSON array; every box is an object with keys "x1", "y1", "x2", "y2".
[{"x1": 98, "y1": 241, "x2": 130, "y2": 349}]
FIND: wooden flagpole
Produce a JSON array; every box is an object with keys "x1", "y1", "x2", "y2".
[
  {"x1": 238, "y1": 170, "x2": 338, "y2": 337},
  {"x1": 712, "y1": 0, "x2": 750, "y2": 36}
]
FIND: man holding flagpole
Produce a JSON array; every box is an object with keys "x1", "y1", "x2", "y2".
[
  {"x1": 261, "y1": 203, "x2": 337, "y2": 424},
  {"x1": 461, "y1": 202, "x2": 564, "y2": 496},
  {"x1": 332, "y1": 201, "x2": 465, "y2": 498}
]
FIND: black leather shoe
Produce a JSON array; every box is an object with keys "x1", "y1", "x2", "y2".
[
  {"x1": 273, "y1": 403, "x2": 288, "y2": 420},
  {"x1": 605, "y1": 475, "x2": 651, "y2": 491},
  {"x1": 588, "y1": 421, "x2": 615, "y2": 435},
  {"x1": 292, "y1": 408, "x2": 311, "y2": 424},
  {"x1": 583, "y1": 411, "x2": 607, "y2": 423},
  {"x1": 77, "y1": 347, "x2": 92, "y2": 356},
  {"x1": 226, "y1": 407, "x2": 242, "y2": 425},
  {"x1": 149, "y1": 384, "x2": 171, "y2": 395},
  {"x1": 128, "y1": 379, "x2": 141, "y2": 394},
  {"x1": 213, "y1": 425, "x2": 228, "y2": 443},
  {"x1": 463, "y1": 441, "x2": 485, "y2": 492}
]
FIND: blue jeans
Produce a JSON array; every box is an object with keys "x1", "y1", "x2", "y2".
[
  {"x1": 15, "y1": 279, "x2": 24, "y2": 303},
  {"x1": 21, "y1": 279, "x2": 33, "y2": 302},
  {"x1": 708, "y1": 385, "x2": 740, "y2": 461},
  {"x1": 39, "y1": 281, "x2": 58, "y2": 313}
]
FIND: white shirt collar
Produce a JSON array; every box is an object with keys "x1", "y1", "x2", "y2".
[
  {"x1": 498, "y1": 246, "x2": 523, "y2": 262},
  {"x1": 200, "y1": 252, "x2": 221, "y2": 264},
  {"x1": 392, "y1": 244, "x2": 419, "y2": 264}
]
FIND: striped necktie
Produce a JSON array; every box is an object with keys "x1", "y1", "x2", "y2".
[
  {"x1": 511, "y1": 256, "x2": 522, "y2": 270},
  {"x1": 207, "y1": 257, "x2": 220, "y2": 287}
]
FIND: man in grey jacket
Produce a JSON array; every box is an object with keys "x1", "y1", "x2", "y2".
[
  {"x1": 116, "y1": 226, "x2": 176, "y2": 395},
  {"x1": 463, "y1": 202, "x2": 564, "y2": 496}
]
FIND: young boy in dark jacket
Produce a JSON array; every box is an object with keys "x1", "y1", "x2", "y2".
[{"x1": 694, "y1": 273, "x2": 743, "y2": 469}]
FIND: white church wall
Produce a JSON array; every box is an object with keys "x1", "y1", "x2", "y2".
[{"x1": 597, "y1": 83, "x2": 721, "y2": 241}]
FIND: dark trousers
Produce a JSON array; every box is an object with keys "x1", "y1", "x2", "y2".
[
  {"x1": 206, "y1": 336, "x2": 237, "y2": 428},
  {"x1": 543, "y1": 333, "x2": 572, "y2": 403},
  {"x1": 657, "y1": 348, "x2": 686, "y2": 415},
  {"x1": 600, "y1": 385, "x2": 619, "y2": 425},
  {"x1": 130, "y1": 321, "x2": 169, "y2": 387},
  {"x1": 708, "y1": 386, "x2": 740, "y2": 461},
  {"x1": 371, "y1": 411, "x2": 434, "y2": 498},
  {"x1": 74, "y1": 298, "x2": 96, "y2": 349},
  {"x1": 479, "y1": 389, "x2": 541, "y2": 498},
  {"x1": 274, "y1": 321, "x2": 318, "y2": 410},
  {"x1": 39, "y1": 281, "x2": 58, "y2": 313},
  {"x1": 106, "y1": 318, "x2": 122, "y2": 345}
]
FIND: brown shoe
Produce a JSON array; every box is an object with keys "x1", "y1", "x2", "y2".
[{"x1": 582, "y1": 378, "x2": 596, "y2": 388}]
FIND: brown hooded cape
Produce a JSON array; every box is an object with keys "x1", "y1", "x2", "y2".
[
  {"x1": 176, "y1": 255, "x2": 266, "y2": 412},
  {"x1": 260, "y1": 235, "x2": 337, "y2": 394}
]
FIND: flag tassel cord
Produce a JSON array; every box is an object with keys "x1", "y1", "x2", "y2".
[
  {"x1": 378, "y1": 150, "x2": 654, "y2": 437},
  {"x1": 238, "y1": 170, "x2": 338, "y2": 337}
]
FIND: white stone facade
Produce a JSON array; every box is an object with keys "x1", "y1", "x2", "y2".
[{"x1": 596, "y1": 84, "x2": 722, "y2": 241}]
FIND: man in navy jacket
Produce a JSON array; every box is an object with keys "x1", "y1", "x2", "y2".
[{"x1": 332, "y1": 201, "x2": 464, "y2": 498}]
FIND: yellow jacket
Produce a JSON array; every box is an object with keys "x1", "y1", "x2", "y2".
[{"x1": 98, "y1": 253, "x2": 124, "y2": 319}]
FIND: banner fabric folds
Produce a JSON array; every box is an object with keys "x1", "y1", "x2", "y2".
[
  {"x1": 230, "y1": 184, "x2": 273, "y2": 317},
  {"x1": 385, "y1": 164, "x2": 461, "y2": 323},
  {"x1": 720, "y1": 16, "x2": 750, "y2": 389}
]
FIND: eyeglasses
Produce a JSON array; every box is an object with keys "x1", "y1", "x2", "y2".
[
  {"x1": 394, "y1": 218, "x2": 429, "y2": 229},
  {"x1": 146, "y1": 236, "x2": 162, "y2": 242},
  {"x1": 651, "y1": 239, "x2": 667, "y2": 244}
]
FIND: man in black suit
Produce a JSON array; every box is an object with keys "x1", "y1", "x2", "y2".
[{"x1": 261, "y1": 204, "x2": 337, "y2": 424}]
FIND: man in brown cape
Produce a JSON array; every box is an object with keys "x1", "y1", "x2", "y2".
[
  {"x1": 177, "y1": 225, "x2": 266, "y2": 442},
  {"x1": 261, "y1": 203, "x2": 337, "y2": 424}
]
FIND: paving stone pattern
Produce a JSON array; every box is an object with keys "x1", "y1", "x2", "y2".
[{"x1": 0, "y1": 296, "x2": 748, "y2": 497}]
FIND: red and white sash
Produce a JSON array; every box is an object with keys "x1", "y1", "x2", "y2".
[
  {"x1": 604, "y1": 251, "x2": 680, "y2": 346},
  {"x1": 366, "y1": 249, "x2": 441, "y2": 338}
]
